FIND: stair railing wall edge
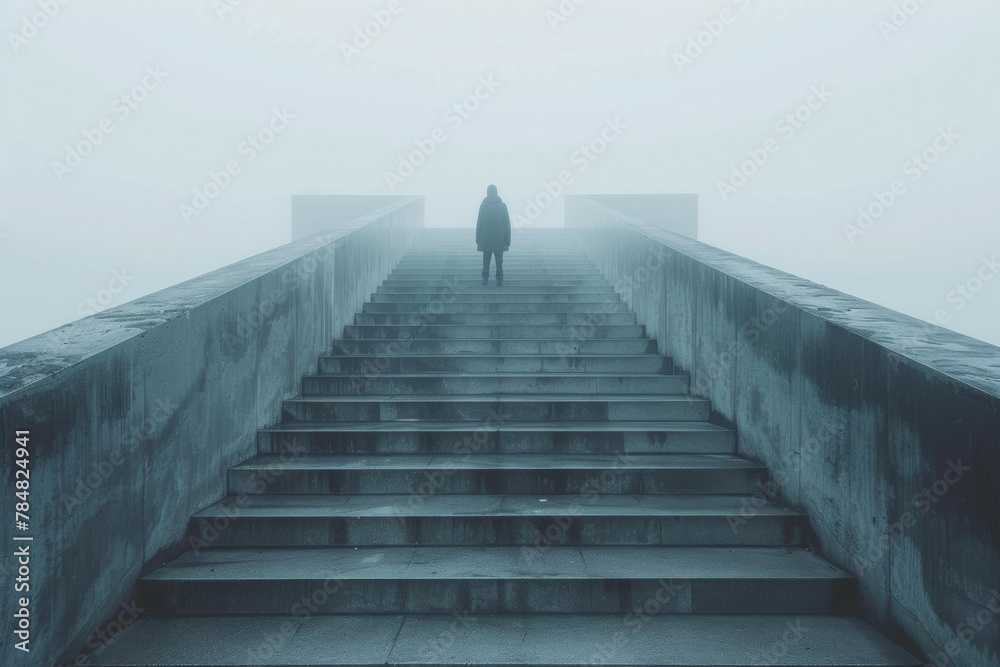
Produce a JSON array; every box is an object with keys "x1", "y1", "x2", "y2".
[
  {"x1": 0, "y1": 195, "x2": 424, "y2": 667},
  {"x1": 566, "y1": 194, "x2": 999, "y2": 667}
]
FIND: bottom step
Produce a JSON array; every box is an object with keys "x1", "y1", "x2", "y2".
[{"x1": 90, "y1": 614, "x2": 920, "y2": 666}]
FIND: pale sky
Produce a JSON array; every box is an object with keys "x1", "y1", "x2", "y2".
[{"x1": 1, "y1": 0, "x2": 998, "y2": 347}]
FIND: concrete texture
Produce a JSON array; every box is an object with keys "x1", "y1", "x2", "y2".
[
  {"x1": 256, "y1": 420, "x2": 736, "y2": 455},
  {"x1": 136, "y1": 545, "x2": 854, "y2": 615},
  {"x1": 568, "y1": 196, "x2": 1000, "y2": 666},
  {"x1": 187, "y1": 493, "x2": 801, "y2": 548},
  {"x1": 0, "y1": 197, "x2": 423, "y2": 667},
  {"x1": 279, "y1": 394, "x2": 712, "y2": 422},
  {"x1": 224, "y1": 453, "x2": 768, "y2": 496},
  {"x1": 91, "y1": 614, "x2": 922, "y2": 666}
]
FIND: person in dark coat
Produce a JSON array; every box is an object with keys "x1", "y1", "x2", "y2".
[{"x1": 476, "y1": 184, "x2": 511, "y2": 286}]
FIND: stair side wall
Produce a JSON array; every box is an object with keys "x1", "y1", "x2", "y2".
[
  {"x1": 567, "y1": 194, "x2": 1000, "y2": 667},
  {"x1": 0, "y1": 197, "x2": 423, "y2": 667}
]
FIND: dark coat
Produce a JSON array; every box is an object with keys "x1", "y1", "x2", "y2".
[{"x1": 476, "y1": 195, "x2": 511, "y2": 253}]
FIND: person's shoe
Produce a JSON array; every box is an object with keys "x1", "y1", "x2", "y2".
[
  {"x1": 482, "y1": 275, "x2": 488, "y2": 286},
  {"x1": 497, "y1": 277, "x2": 503, "y2": 287}
]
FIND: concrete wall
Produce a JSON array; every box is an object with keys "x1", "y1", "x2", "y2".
[
  {"x1": 291, "y1": 195, "x2": 412, "y2": 241},
  {"x1": 0, "y1": 197, "x2": 423, "y2": 667},
  {"x1": 568, "y1": 196, "x2": 1000, "y2": 666},
  {"x1": 568, "y1": 194, "x2": 698, "y2": 239}
]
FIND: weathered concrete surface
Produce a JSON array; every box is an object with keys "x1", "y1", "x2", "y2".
[
  {"x1": 85, "y1": 614, "x2": 922, "y2": 667},
  {"x1": 0, "y1": 197, "x2": 422, "y2": 667},
  {"x1": 568, "y1": 196, "x2": 1000, "y2": 666}
]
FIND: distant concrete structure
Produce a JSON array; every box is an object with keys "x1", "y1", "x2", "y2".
[
  {"x1": 568, "y1": 194, "x2": 698, "y2": 239},
  {"x1": 292, "y1": 195, "x2": 420, "y2": 241}
]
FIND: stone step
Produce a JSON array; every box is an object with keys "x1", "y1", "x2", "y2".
[
  {"x1": 389, "y1": 277, "x2": 606, "y2": 284},
  {"x1": 388, "y1": 270, "x2": 604, "y2": 278},
  {"x1": 396, "y1": 253, "x2": 592, "y2": 258},
  {"x1": 302, "y1": 373, "x2": 689, "y2": 397},
  {"x1": 136, "y1": 546, "x2": 856, "y2": 615},
  {"x1": 383, "y1": 278, "x2": 611, "y2": 286},
  {"x1": 189, "y1": 493, "x2": 802, "y2": 548},
  {"x1": 362, "y1": 302, "x2": 631, "y2": 313},
  {"x1": 396, "y1": 263, "x2": 597, "y2": 269},
  {"x1": 353, "y1": 313, "x2": 637, "y2": 326},
  {"x1": 91, "y1": 236, "x2": 923, "y2": 667},
  {"x1": 376, "y1": 285, "x2": 616, "y2": 294},
  {"x1": 387, "y1": 270, "x2": 605, "y2": 276},
  {"x1": 226, "y1": 453, "x2": 767, "y2": 496},
  {"x1": 393, "y1": 269, "x2": 600, "y2": 276},
  {"x1": 87, "y1": 613, "x2": 923, "y2": 667},
  {"x1": 370, "y1": 293, "x2": 622, "y2": 304},
  {"x1": 394, "y1": 267, "x2": 599, "y2": 273},
  {"x1": 319, "y1": 354, "x2": 673, "y2": 374},
  {"x1": 257, "y1": 421, "x2": 735, "y2": 455},
  {"x1": 329, "y1": 338, "x2": 657, "y2": 355},
  {"x1": 343, "y1": 324, "x2": 646, "y2": 340},
  {"x1": 280, "y1": 395, "x2": 711, "y2": 422},
  {"x1": 394, "y1": 258, "x2": 594, "y2": 265}
]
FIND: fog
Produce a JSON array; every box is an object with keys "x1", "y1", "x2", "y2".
[{"x1": 1, "y1": 0, "x2": 998, "y2": 348}]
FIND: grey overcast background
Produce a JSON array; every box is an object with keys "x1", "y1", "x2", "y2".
[{"x1": 1, "y1": 0, "x2": 998, "y2": 348}]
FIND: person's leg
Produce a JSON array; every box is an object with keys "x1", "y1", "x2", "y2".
[
  {"x1": 482, "y1": 251, "x2": 491, "y2": 285},
  {"x1": 495, "y1": 251, "x2": 504, "y2": 286}
]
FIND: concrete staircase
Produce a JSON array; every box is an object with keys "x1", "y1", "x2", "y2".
[{"x1": 93, "y1": 230, "x2": 919, "y2": 666}]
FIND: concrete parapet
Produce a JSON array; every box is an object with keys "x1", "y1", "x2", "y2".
[
  {"x1": 567, "y1": 194, "x2": 999, "y2": 666},
  {"x1": 0, "y1": 196, "x2": 423, "y2": 667}
]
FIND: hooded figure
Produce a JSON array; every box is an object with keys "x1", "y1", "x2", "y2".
[{"x1": 476, "y1": 184, "x2": 511, "y2": 286}]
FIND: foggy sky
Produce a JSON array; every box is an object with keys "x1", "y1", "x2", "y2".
[{"x1": 1, "y1": 0, "x2": 998, "y2": 348}]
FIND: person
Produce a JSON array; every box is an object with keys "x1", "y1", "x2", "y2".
[{"x1": 476, "y1": 184, "x2": 511, "y2": 286}]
